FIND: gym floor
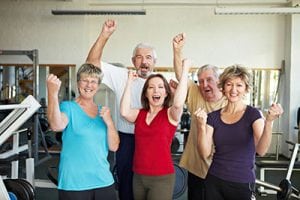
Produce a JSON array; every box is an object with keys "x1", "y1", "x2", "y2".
[{"x1": 32, "y1": 153, "x2": 300, "y2": 200}]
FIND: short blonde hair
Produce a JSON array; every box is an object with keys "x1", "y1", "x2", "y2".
[
  {"x1": 77, "y1": 63, "x2": 104, "y2": 85},
  {"x1": 218, "y1": 64, "x2": 252, "y2": 93}
]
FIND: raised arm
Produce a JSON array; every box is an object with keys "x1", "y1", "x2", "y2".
[
  {"x1": 47, "y1": 74, "x2": 68, "y2": 132},
  {"x1": 100, "y1": 106, "x2": 119, "y2": 152},
  {"x1": 120, "y1": 71, "x2": 140, "y2": 123},
  {"x1": 168, "y1": 58, "x2": 191, "y2": 124},
  {"x1": 172, "y1": 33, "x2": 186, "y2": 81},
  {"x1": 254, "y1": 103, "x2": 284, "y2": 156},
  {"x1": 86, "y1": 19, "x2": 117, "y2": 67}
]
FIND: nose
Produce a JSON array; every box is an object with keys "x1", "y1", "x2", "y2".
[
  {"x1": 231, "y1": 85, "x2": 237, "y2": 92},
  {"x1": 202, "y1": 80, "x2": 208, "y2": 87},
  {"x1": 141, "y1": 57, "x2": 147, "y2": 64},
  {"x1": 86, "y1": 82, "x2": 92, "y2": 86}
]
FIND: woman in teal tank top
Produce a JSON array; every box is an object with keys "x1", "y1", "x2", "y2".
[{"x1": 47, "y1": 63, "x2": 119, "y2": 200}]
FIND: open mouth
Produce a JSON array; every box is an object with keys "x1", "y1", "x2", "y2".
[
  {"x1": 141, "y1": 66, "x2": 149, "y2": 71},
  {"x1": 83, "y1": 88, "x2": 93, "y2": 93},
  {"x1": 205, "y1": 89, "x2": 212, "y2": 93},
  {"x1": 152, "y1": 95, "x2": 161, "y2": 102}
]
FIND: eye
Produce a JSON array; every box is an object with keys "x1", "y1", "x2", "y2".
[
  {"x1": 225, "y1": 82, "x2": 232, "y2": 87},
  {"x1": 91, "y1": 80, "x2": 98, "y2": 85},
  {"x1": 146, "y1": 55, "x2": 153, "y2": 60},
  {"x1": 207, "y1": 78, "x2": 214, "y2": 83}
]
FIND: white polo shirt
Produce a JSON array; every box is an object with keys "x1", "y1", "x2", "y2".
[{"x1": 101, "y1": 61, "x2": 145, "y2": 134}]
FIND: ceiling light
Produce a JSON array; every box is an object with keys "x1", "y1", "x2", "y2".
[
  {"x1": 51, "y1": 9, "x2": 146, "y2": 15},
  {"x1": 214, "y1": 7, "x2": 300, "y2": 15}
]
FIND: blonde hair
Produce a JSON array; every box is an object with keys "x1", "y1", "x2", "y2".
[
  {"x1": 77, "y1": 63, "x2": 104, "y2": 85},
  {"x1": 218, "y1": 64, "x2": 252, "y2": 93}
]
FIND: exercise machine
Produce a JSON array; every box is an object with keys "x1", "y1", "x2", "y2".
[
  {"x1": 255, "y1": 141, "x2": 300, "y2": 200},
  {"x1": 0, "y1": 95, "x2": 40, "y2": 200}
]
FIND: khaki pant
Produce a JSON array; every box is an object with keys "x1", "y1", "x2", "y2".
[{"x1": 133, "y1": 173, "x2": 175, "y2": 200}]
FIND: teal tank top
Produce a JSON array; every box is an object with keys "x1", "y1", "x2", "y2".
[{"x1": 58, "y1": 101, "x2": 114, "y2": 190}]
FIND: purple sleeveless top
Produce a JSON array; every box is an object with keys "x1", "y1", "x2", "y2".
[{"x1": 207, "y1": 105, "x2": 262, "y2": 183}]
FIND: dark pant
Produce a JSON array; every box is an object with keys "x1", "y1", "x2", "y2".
[
  {"x1": 133, "y1": 173, "x2": 175, "y2": 200},
  {"x1": 116, "y1": 132, "x2": 135, "y2": 200},
  {"x1": 58, "y1": 184, "x2": 117, "y2": 200},
  {"x1": 187, "y1": 172, "x2": 205, "y2": 200},
  {"x1": 205, "y1": 173, "x2": 255, "y2": 200}
]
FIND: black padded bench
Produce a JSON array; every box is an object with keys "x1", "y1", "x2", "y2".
[{"x1": 255, "y1": 160, "x2": 300, "y2": 194}]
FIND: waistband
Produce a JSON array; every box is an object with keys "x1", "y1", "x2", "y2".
[{"x1": 118, "y1": 131, "x2": 134, "y2": 136}]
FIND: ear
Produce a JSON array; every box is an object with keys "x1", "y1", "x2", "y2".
[{"x1": 153, "y1": 58, "x2": 157, "y2": 64}]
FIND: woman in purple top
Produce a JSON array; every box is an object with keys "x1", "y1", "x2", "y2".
[{"x1": 195, "y1": 65, "x2": 284, "y2": 200}]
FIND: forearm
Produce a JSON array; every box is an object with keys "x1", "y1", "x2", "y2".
[
  {"x1": 47, "y1": 94, "x2": 67, "y2": 131},
  {"x1": 106, "y1": 122, "x2": 119, "y2": 152},
  {"x1": 86, "y1": 34, "x2": 110, "y2": 68},
  {"x1": 197, "y1": 125, "x2": 212, "y2": 158},
  {"x1": 120, "y1": 82, "x2": 132, "y2": 119},
  {"x1": 173, "y1": 65, "x2": 188, "y2": 109},
  {"x1": 173, "y1": 48, "x2": 183, "y2": 81},
  {"x1": 256, "y1": 120, "x2": 273, "y2": 156}
]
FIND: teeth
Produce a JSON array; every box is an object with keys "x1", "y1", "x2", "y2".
[{"x1": 152, "y1": 96, "x2": 160, "y2": 100}]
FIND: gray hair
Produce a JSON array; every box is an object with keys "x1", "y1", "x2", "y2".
[
  {"x1": 197, "y1": 64, "x2": 220, "y2": 79},
  {"x1": 77, "y1": 63, "x2": 104, "y2": 85},
  {"x1": 132, "y1": 43, "x2": 157, "y2": 61}
]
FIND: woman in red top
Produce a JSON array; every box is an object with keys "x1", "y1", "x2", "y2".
[{"x1": 120, "y1": 59, "x2": 190, "y2": 200}]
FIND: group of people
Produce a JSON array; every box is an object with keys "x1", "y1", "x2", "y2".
[{"x1": 46, "y1": 19, "x2": 284, "y2": 200}]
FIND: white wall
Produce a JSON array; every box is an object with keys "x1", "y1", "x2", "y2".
[
  {"x1": 0, "y1": 1, "x2": 286, "y2": 68},
  {"x1": 1, "y1": 0, "x2": 300, "y2": 153}
]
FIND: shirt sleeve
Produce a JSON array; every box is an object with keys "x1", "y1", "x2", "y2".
[
  {"x1": 207, "y1": 110, "x2": 220, "y2": 128},
  {"x1": 101, "y1": 61, "x2": 128, "y2": 92},
  {"x1": 248, "y1": 106, "x2": 263, "y2": 124}
]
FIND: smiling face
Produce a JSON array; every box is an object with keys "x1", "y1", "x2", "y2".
[
  {"x1": 76, "y1": 63, "x2": 103, "y2": 100},
  {"x1": 78, "y1": 75, "x2": 100, "y2": 99},
  {"x1": 146, "y1": 77, "x2": 167, "y2": 106},
  {"x1": 131, "y1": 44, "x2": 156, "y2": 79},
  {"x1": 223, "y1": 77, "x2": 247, "y2": 103},
  {"x1": 141, "y1": 74, "x2": 171, "y2": 110},
  {"x1": 218, "y1": 64, "x2": 252, "y2": 103}
]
